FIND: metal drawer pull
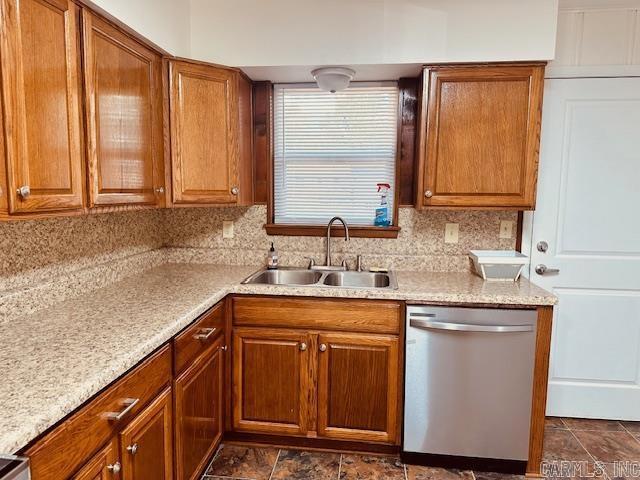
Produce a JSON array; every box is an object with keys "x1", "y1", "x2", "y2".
[
  {"x1": 107, "y1": 462, "x2": 121, "y2": 474},
  {"x1": 410, "y1": 318, "x2": 533, "y2": 333},
  {"x1": 193, "y1": 327, "x2": 217, "y2": 340},
  {"x1": 105, "y1": 398, "x2": 139, "y2": 422},
  {"x1": 127, "y1": 443, "x2": 138, "y2": 455}
]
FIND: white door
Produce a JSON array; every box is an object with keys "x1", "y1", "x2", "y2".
[{"x1": 526, "y1": 77, "x2": 640, "y2": 420}]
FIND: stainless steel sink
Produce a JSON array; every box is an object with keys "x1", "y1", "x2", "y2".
[
  {"x1": 242, "y1": 267, "x2": 398, "y2": 290},
  {"x1": 242, "y1": 268, "x2": 323, "y2": 286},
  {"x1": 323, "y1": 271, "x2": 392, "y2": 288}
]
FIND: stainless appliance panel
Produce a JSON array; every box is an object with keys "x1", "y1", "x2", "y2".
[{"x1": 404, "y1": 305, "x2": 537, "y2": 461}]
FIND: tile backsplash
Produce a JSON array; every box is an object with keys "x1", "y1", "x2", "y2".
[
  {"x1": 0, "y1": 205, "x2": 517, "y2": 319},
  {"x1": 163, "y1": 205, "x2": 518, "y2": 272}
]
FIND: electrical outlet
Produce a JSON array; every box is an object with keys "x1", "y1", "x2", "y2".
[
  {"x1": 499, "y1": 220, "x2": 513, "y2": 239},
  {"x1": 445, "y1": 223, "x2": 459, "y2": 244},
  {"x1": 222, "y1": 221, "x2": 234, "y2": 239}
]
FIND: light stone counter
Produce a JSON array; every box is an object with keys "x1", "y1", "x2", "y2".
[{"x1": 0, "y1": 262, "x2": 555, "y2": 454}]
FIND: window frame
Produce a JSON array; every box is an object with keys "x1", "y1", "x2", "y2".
[{"x1": 264, "y1": 82, "x2": 402, "y2": 238}]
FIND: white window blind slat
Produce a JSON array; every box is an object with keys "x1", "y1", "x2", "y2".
[{"x1": 273, "y1": 83, "x2": 399, "y2": 226}]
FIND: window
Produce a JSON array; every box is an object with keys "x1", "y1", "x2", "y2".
[{"x1": 272, "y1": 82, "x2": 399, "y2": 229}]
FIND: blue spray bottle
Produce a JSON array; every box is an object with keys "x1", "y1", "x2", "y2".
[{"x1": 374, "y1": 183, "x2": 391, "y2": 227}]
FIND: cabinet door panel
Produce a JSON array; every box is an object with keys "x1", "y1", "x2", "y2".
[
  {"x1": 83, "y1": 11, "x2": 163, "y2": 207},
  {"x1": 420, "y1": 65, "x2": 544, "y2": 208},
  {"x1": 120, "y1": 387, "x2": 172, "y2": 480},
  {"x1": 170, "y1": 61, "x2": 238, "y2": 204},
  {"x1": 0, "y1": 0, "x2": 84, "y2": 213},
  {"x1": 317, "y1": 333, "x2": 399, "y2": 443},
  {"x1": 232, "y1": 328, "x2": 309, "y2": 435},
  {"x1": 175, "y1": 337, "x2": 224, "y2": 480},
  {"x1": 71, "y1": 438, "x2": 120, "y2": 480}
]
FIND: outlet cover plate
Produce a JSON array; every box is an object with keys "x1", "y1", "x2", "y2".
[
  {"x1": 499, "y1": 220, "x2": 513, "y2": 239},
  {"x1": 223, "y1": 221, "x2": 234, "y2": 239},
  {"x1": 445, "y1": 223, "x2": 459, "y2": 244}
]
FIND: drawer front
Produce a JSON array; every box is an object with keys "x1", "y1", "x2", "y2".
[
  {"x1": 26, "y1": 345, "x2": 172, "y2": 480},
  {"x1": 174, "y1": 301, "x2": 225, "y2": 374},
  {"x1": 233, "y1": 297, "x2": 401, "y2": 334}
]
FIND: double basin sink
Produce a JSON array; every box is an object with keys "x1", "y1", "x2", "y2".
[{"x1": 242, "y1": 267, "x2": 398, "y2": 290}]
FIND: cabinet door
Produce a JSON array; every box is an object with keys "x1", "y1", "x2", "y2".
[
  {"x1": 317, "y1": 332, "x2": 399, "y2": 443},
  {"x1": 82, "y1": 11, "x2": 164, "y2": 207},
  {"x1": 232, "y1": 328, "x2": 309, "y2": 435},
  {"x1": 120, "y1": 387, "x2": 173, "y2": 480},
  {"x1": 419, "y1": 65, "x2": 544, "y2": 209},
  {"x1": 169, "y1": 61, "x2": 238, "y2": 205},
  {"x1": 71, "y1": 438, "x2": 120, "y2": 480},
  {"x1": 174, "y1": 337, "x2": 224, "y2": 480},
  {"x1": 0, "y1": 0, "x2": 84, "y2": 214}
]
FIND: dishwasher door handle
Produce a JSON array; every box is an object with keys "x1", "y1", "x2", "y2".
[{"x1": 409, "y1": 318, "x2": 533, "y2": 333}]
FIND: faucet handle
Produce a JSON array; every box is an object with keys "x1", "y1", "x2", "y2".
[
  {"x1": 341, "y1": 259, "x2": 348, "y2": 271},
  {"x1": 305, "y1": 257, "x2": 316, "y2": 269},
  {"x1": 355, "y1": 255, "x2": 363, "y2": 272}
]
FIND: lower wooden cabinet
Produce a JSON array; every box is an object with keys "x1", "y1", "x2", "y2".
[
  {"x1": 71, "y1": 438, "x2": 120, "y2": 480},
  {"x1": 119, "y1": 387, "x2": 173, "y2": 480},
  {"x1": 232, "y1": 328, "x2": 310, "y2": 436},
  {"x1": 231, "y1": 320, "x2": 401, "y2": 445},
  {"x1": 174, "y1": 336, "x2": 224, "y2": 480},
  {"x1": 317, "y1": 333, "x2": 399, "y2": 443}
]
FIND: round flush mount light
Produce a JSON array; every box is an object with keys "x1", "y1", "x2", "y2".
[{"x1": 311, "y1": 67, "x2": 356, "y2": 93}]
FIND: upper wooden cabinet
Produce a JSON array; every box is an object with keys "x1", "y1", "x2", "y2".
[
  {"x1": 417, "y1": 64, "x2": 545, "y2": 209},
  {"x1": 82, "y1": 11, "x2": 165, "y2": 207},
  {"x1": 0, "y1": 0, "x2": 85, "y2": 214},
  {"x1": 169, "y1": 60, "x2": 253, "y2": 206}
]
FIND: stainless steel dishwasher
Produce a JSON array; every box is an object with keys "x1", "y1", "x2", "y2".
[{"x1": 403, "y1": 305, "x2": 537, "y2": 473}]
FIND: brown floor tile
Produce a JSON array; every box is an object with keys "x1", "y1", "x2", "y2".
[
  {"x1": 546, "y1": 417, "x2": 568, "y2": 429},
  {"x1": 543, "y1": 429, "x2": 592, "y2": 462},
  {"x1": 339, "y1": 454, "x2": 404, "y2": 479},
  {"x1": 205, "y1": 444, "x2": 279, "y2": 479},
  {"x1": 603, "y1": 461, "x2": 640, "y2": 480},
  {"x1": 573, "y1": 430, "x2": 640, "y2": 463},
  {"x1": 405, "y1": 465, "x2": 474, "y2": 480},
  {"x1": 562, "y1": 418, "x2": 624, "y2": 432},
  {"x1": 621, "y1": 421, "x2": 640, "y2": 434},
  {"x1": 270, "y1": 450, "x2": 340, "y2": 480},
  {"x1": 473, "y1": 471, "x2": 524, "y2": 480}
]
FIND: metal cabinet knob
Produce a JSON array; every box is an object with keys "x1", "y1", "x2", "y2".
[
  {"x1": 127, "y1": 443, "x2": 138, "y2": 455},
  {"x1": 231, "y1": 187, "x2": 239, "y2": 195},
  {"x1": 424, "y1": 190, "x2": 433, "y2": 198},
  {"x1": 221, "y1": 345, "x2": 228, "y2": 352},
  {"x1": 319, "y1": 344, "x2": 327, "y2": 352},
  {"x1": 299, "y1": 342, "x2": 307, "y2": 351},
  {"x1": 155, "y1": 186, "x2": 165, "y2": 194},
  {"x1": 107, "y1": 462, "x2": 121, "y2": 474},
  {"x1": 17, "y1": 185, "x2": 30, "y2": 199},
  {"x1": 535, "y1": 264, "x2": 560, "y2": 275}
]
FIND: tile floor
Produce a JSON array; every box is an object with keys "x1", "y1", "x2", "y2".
[{"x1": 202, "y1": 418, "x2": 640, "y2": 480}]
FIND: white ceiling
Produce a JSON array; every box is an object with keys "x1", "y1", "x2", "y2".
[{"x1": 240, "y1": 63, "x2": 424, "y2": 83}]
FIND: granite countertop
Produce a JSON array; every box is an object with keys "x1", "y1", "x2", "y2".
[{"x1": 0, "y1": 263, "x2": 555, "y2": 454}]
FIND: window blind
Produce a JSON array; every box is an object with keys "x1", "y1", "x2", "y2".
[{"x1": 273, "y1": 82, "x2": 399, "y2": 226}]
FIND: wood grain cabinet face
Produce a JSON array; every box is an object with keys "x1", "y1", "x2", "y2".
[
  {"x1": 0, "y1": 0, "x2": 85, "y2": 214},
  {"x1": 174, "y1": 337, "x2": 224, "y2": 480},
  {"x1": 71, "y1": 438, "x2": 120, "y2": 480},
  {"x1": 232, "y1": 328, "x2": 309, "y2": 436},
  {"x1": 169, "y1": 61, "x2": 239, "y2": 205},
  {"x1": 119, "y1": 387, "x2": 173, "y2": 480},
  {"x1": 418, "y1": 65, "x2": 545, "y2": 209},
  {"x1": 82, "y1": 10, "x2": 164, "y2": 207},
  {"x1": 317, "y1": 333, "x2": 399, "y2": 443}
]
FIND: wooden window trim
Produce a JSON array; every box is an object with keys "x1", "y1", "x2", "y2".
[{"x1": 259, "y1": 82, "x2": 413, "y2": 239}]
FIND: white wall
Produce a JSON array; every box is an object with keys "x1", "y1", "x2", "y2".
[
  {"x1": 189, "y1": 0, "x2": 559, "y2": 67},
  {"x1": 90, "y1": 0, "x2": 191, "y2": 56}
]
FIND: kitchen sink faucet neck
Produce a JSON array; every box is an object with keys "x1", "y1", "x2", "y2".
[{"x1": 326, "y1": 216, "x2": 350, "y2": 269}]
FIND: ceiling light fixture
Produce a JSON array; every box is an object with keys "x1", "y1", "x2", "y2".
[{"x1": 311, "y1": 67, "x2": 355, "y2": 93}]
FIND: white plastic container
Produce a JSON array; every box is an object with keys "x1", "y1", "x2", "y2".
[{"x1": 469, "y1": 250, "x2": 529, "y2": 281}]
